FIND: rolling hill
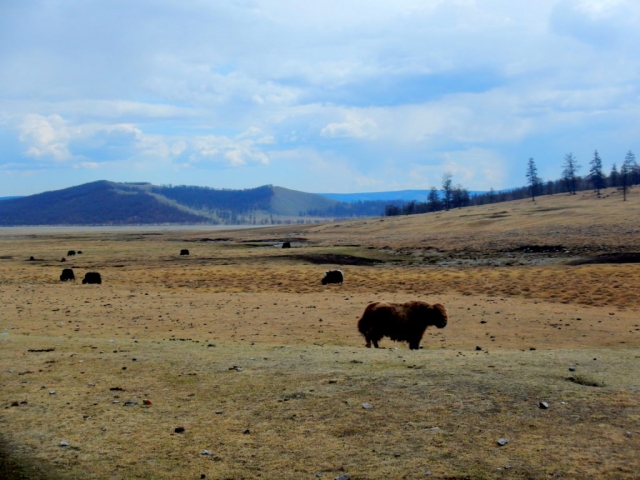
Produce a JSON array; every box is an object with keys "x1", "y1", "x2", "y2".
[{"x1": 0, "y1": 181, "x2": 349, "y2": 226}]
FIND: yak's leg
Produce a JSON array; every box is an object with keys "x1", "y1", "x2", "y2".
[
  {"x1": 365, "y1": 338, "x2": 372, "y2": 348},
  {"x1": 409, "y1": 340, "x2": 420, "y2": 350},
  {"x1": 372, "y1": 339, "x2": 379, "y2": 348}
]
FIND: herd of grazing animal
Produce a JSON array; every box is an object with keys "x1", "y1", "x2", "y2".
[{"x1": 48, "y1": 246, "x2": 447, "y2": 349}]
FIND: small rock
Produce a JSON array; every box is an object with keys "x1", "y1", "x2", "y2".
[
  {"x1": 123, "y1": 401, "x2": 138, "y2": 407},
  {"x1": 60, "y1": 441, "x2": 69, "y2": 447},
  {"x1": 569, "y1": 366, "x2": 576, "y2": 372},
  {"x1": 143, "y1": 399, "x2": 152, "y2": 405},
  {"x1": 475, "y1": 346, "x2": 482, "y2": 351},
  {"x1": 334, "y1": 475, "x2": 350, "y2": 480},
  {"x1": 625, "y1": 431, "x2": 632, "y2": 438},
  {"x1": 539, "y1": 401, "x2": 549, "y2": 409},
  {"x1": 215, "y1": 410, "x2": 223, "y2": 414},
  {"x1": 243, "y1": 429, "x2": 250, "y2": 434},
  {"x1": 497, "y1": 439, "x2": 509, "y2": 446},
  {"x1": 201, "y1": 449, "x2": 213, "y2": 455},
  {"x1": 362, "y1": 403, "x2": 374, "y2": 409},
  {"x1": 175, "y1": 426, "x2": 185, "y2": 434},
  {"x1": 49, "y1": 390, "x2": 56, "y2": 395},
  {"x1": 424, "y1": 471, "x2": 431, "y2": 476}
]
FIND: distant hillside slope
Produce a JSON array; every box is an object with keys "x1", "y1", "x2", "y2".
[
  {"x1": 0, "y1": 181, "x2": 210, "y2": 226},
  {"x1": 0, "y1": 181, "x2": 352, "y2": 226}
]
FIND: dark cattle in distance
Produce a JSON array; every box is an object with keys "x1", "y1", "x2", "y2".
[
  {"x1": 82, "y1": 272, "x2": 102, "y2": 284},
  {"x1": 67, "y1": 250, "x2": 76, "y2": 256},
  {"x1": 357, "y1": 301, "x2": 448, "y2": 350},
  {"x1": 180, "y1": 249, "x2": 190, "y2": 256},
  {"x1": 322, "y1": 270, "x2": 344, "y2": 285},
  {"x1": 60, "y1": 257, "x2": 66, "y2": 262},
  {"x1": 60, "y1": 269, "x2": 75, "y2": 282},
  {"x1": 282, "y1": 242, "x2": 291, "y2": 249},
  {"x1": 77, "y1": 251, "x2": 83, "y2": 254},
  {"x1": 29, "y1": 256, "x2": 35, "y2": 261}
]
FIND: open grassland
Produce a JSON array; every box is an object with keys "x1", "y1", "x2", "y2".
[{"x1": 1, "y1": 188, "x2": 640, "y2": 479}]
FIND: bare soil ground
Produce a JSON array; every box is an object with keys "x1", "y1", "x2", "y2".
[{"x1": 1, "y1": 188, "x2": 639, "y2": 479}]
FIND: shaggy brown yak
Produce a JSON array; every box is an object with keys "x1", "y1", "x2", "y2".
[{"x1": 357, "y1": 301, "x2": 448, "y2": 350}]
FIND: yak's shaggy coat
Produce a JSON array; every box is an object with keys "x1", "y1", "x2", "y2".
[{"x1": 357, "y1": 301, "x2": 448, "y2": 350}]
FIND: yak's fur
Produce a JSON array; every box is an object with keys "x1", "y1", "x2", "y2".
[{"x1": 357, "y1": 301, "x2": 448, "y2": 350}]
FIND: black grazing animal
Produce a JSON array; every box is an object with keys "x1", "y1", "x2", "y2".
[
  {"x1": 357, "y1": 301, "x2": 448, "y2": 350},
  {"x1": 321, "y1": 270, "x2": 344, "y2": 285},
  {"x1": 282, "y1": 241, "x2": 291, "y2": 249},
  {"x1": 77, "y1": 251, "x2": 83, "y2": 254},
  {"x1": 60, "y1": 269, "x2": 75, "y2": 282},
  {"x1": 180, "y1": 249, "x2": 190, "y2": 256},
  {"x1": 82, "y1": 272, "x2": 102, "y2": 284},
  {"x1": 67, "y1": 250, "x2": 76, "y2": 256}
]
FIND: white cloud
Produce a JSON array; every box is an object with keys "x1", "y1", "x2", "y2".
[
  {"x1": 18, "y1": 114, "x2": 72, "y2": 161},
  {"x1": 320, "y1": 115, "x2": 378, "y2": 139}
]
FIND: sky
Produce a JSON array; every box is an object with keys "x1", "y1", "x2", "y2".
[{"x1": 1, "y1": 0, "x2": 639, "y2": 196}]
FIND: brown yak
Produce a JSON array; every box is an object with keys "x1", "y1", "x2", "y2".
[{"x1": 357, "y1": 301, "x2": 448, "y2": 350}]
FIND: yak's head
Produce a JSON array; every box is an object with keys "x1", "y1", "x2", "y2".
[{"x1": 430, "y1": 303, "x2": 448, "y2": 329}]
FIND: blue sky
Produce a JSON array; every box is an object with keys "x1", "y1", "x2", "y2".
[{"x1": 1, "y1": 0, "x2": 639, "y2": 196}]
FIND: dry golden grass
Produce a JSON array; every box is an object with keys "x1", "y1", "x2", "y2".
[{"x1": 1, "y1": 188, "x2": 640, "y2": 479}]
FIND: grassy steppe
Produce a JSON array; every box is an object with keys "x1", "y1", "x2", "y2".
[{"x1": 1, "y1": 188, "x2": 639, "y2": 479}]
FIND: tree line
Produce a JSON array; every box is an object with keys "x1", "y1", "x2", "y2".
[{"x1": 385, "y1": 150, "x2": 639, "y2": 216}]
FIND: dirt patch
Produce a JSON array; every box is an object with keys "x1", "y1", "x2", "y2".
[
  {"x1": 568, "y1": 252, "x2": 640, "y2": 265},
  {"x1": 504, "y1": 245, "x2": 566, "y2": 253},
  {"x1": 294, "y1": 253, "x2": 384, "y2": 265}
]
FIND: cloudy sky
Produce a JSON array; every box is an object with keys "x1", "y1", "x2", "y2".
[{"x1": 1, "y1": 0, "x2": 639, "y2": 196}]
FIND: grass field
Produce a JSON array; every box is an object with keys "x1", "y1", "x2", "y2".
[{"x1": 1, "y1": 188, "x2": 639, "y2": 479}]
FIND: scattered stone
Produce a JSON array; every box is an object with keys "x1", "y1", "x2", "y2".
[
  {"x1": 87, "y1": 383, "x2": 95, "y2": 387},
  {"x1": 243, "y1": 429, "x2": 250, "y2": 434},
  {"x1": 229, "y1": 366, "x2": 243, "y2": 372},
  {"x1": 625, "y1": 431, "x2": 632, "y2": 438},
  {"x1": 569, "y1": 366, "x2": 576, "y2": 371},
  {"x1": 475, "y1": 346, "x2": 482, "y2": 351},
  {"x1": 215, "y1": 410, "x2": 223, "y2": 414},
  {"x1": 175, "y1": 426, "x2": 185, "y2": 434},
  {"x1": 201, "y1": 449, "x2": 213, "y2": 456},
  {"x1": 539, "y1": 401, "x2": 549, "y2": 409},
  {"x1": 123, "y1": 401, "x2": 138, "y2": 407},
  {"x1": 49, "y1": 390, "x2": 56, "y2": 395},
  {"x1": 334, "y1": 475, "x2": 350, "y2": 480},
  {"x1": 497, "y1": 439, "x2": 509, "y2": 446},
  {"x1": 60, "y1": 441, "x2": 69, "y2": 447},
  {"x1": 362, "y1": 403, "x2": 374, "y2": 409},
  {"x1": 143, "y1": 399, "x2": 152, "y2": 405}
]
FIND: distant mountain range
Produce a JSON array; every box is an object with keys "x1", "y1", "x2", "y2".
[{"x1": 0, "y1": 181, "x2": 398, "y2": 226}]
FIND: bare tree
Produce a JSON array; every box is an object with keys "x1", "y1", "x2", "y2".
[
  {"x1": 620, "y1": 151, "x2": 637, "y2": 201},
  {"x1": 526, "y1": 158, "x2": 542, "y2": 201},
  {"x1": 561, "y1": 153, "x2": 580, "y2": 195}
]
